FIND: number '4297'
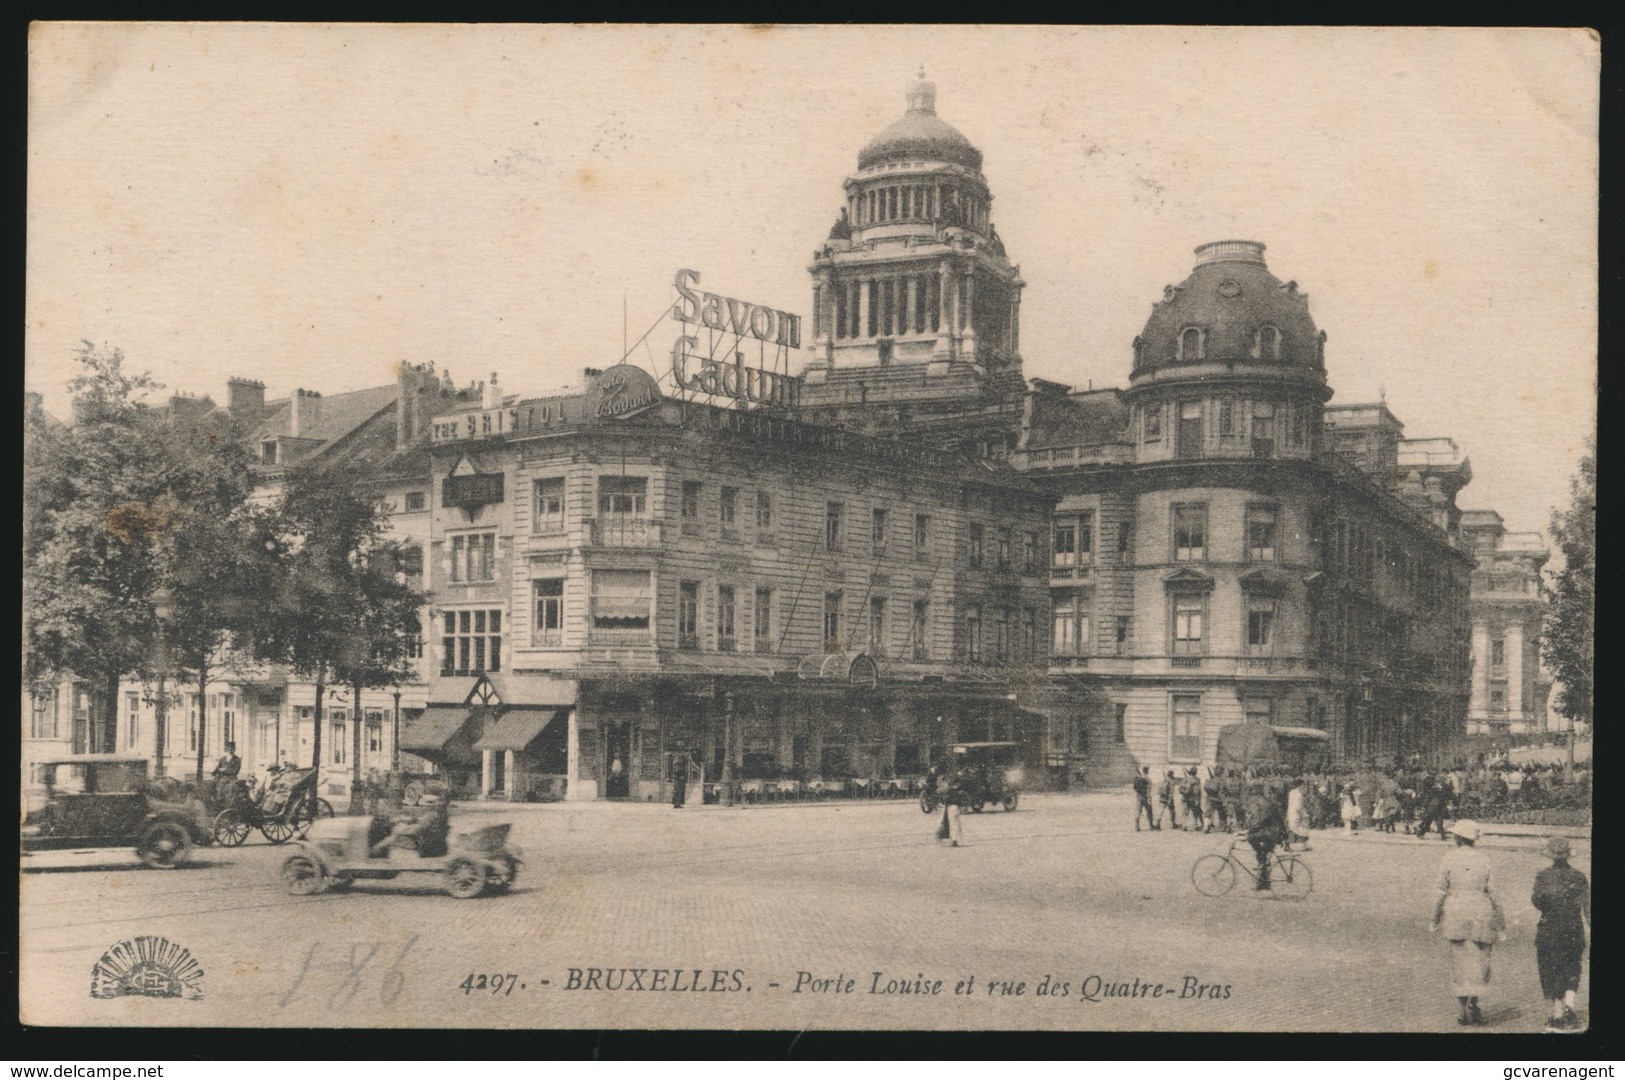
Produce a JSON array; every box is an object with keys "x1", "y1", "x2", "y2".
[{"x1": 460, "y1": 973, "x2": 521, "y2": 995}]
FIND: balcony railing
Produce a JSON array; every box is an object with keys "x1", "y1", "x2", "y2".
[{"x1": 587, "y1": 516, "x2": 663, "y2": 548}]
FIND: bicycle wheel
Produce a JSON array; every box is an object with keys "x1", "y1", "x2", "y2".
[
  {"x1": 1192, "y1": 854, "x2": 1237, "y2": 896},
  {"x1": 1271, "y1": 855, "x2": 1313, "y2": 899}
]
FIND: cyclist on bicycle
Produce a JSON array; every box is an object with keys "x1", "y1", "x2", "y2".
[{"x1": 1243, "y1": 781, "x2": 1287, "y2": 891}]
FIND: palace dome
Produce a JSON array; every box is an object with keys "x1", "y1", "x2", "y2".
[
  {"x1": 1134, "y1": 241, "x2": 1324, "y2": 376},
  {"x1": 857, "y1": 72, "x2": 984, "y2": 173}
]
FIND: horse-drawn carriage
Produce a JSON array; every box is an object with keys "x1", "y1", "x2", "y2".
[{"x1": 211, "y1": 765, "x2": 334, "y2": 846}]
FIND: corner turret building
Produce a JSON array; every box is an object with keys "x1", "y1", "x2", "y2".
[{"x1": 804, "y1": 76, "x2": 1478, "y2": 781}]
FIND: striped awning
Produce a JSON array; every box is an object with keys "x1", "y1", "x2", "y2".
[
  {"x1": 473, "y1": 708, "x2": 562, "y2": 752},
  {"x1": 400, "y1": 707, "x2": 473, "y2": 751}
]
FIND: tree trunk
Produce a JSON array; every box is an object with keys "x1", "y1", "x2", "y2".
[
  {"x1": 349, "y1": 677, "x2": 365, "y2": 815},
  {"x1": 196, "y1": 659, "x2": 210, "y2": 785},
  {"x1": 310, "y1": 665, "x2": 325, "y2": 773},
  {"x1": 102, "y1": 670, "x2": 121, "y2": 755}
]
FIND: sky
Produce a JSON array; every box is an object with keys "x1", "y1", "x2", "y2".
[{"x1": 27, "y1": 24, "x2": 1598, "y2": 537}]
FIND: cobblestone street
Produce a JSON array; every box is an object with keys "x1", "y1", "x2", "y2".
[{"x1": 20, "y1": 793, "x2": 1588, "y2": 1032}]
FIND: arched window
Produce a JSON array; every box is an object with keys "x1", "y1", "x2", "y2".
[
  {"x1": 1255, "y1": 325, "x2": 1282, "y2": 360},
  {"x1": 1178, "y1": 327, "x2": 1205, "y2": 362}
]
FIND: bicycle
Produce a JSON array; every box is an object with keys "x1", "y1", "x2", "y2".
[{"x1": 1191, "y1": 835, "x2": 1313, "y2": 899}]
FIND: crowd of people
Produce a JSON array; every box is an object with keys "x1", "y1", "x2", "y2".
[
  {"x1": 1130, "y1": 756, "x2": 1591, "y2": 840},
  {"x1": 1127, "y1": 755, "x2": 1591, "y2": 1032}
]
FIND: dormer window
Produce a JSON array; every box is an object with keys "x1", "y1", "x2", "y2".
[
  {"x1": 1255, "y1": 325, "x2": 1282, "y2": 360},
  {"x1": 1178, "y1": 327, "x2": 1206, "y2": 362},
  {"x1": 260, "y1": 439, "x2": 278, "y2": 465}
]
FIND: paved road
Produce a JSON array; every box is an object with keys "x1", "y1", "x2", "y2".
[{"x1": 19, "y1": 793, "x2": 1588, "y2": 1032}]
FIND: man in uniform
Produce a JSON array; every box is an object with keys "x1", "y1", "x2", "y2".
[
  {"x1": 1132, "y1": 766, "x2": 1156, "y2": 831},
  {"x1": 1244, "y1": 782, "x2": 1287, "y2": 891}
]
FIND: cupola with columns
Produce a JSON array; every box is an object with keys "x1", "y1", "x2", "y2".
[{"x1": 804, "y1": 70, "x2": 1025, "y2": 379}]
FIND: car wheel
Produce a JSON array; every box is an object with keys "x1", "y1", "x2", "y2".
[
  {"x1": 446, "y1": 858, "x2": 487, "y2": 899},
  {"x1": 138, "y1": 822, "x2": 191, "y2": 869},
  {"x1": 1003, "y1": 792, "x2": 1019, "y2": 812},
  {"x1": 281, "y1": 854, "x2": 326, "y2": 895},
  {"x1": 919, "y1": 793, "x2": 938, "y2": 814},
  {"x1": 487, "y1": 857, "x2": 519, "y2": 895},
  {"x1": 970, "y1": 800, "x2": 985, "y2": 813}
]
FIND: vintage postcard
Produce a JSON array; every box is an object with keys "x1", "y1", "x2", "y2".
[{"x1": 23, "y1": 24, "x2": 1596, "y2": 1033}]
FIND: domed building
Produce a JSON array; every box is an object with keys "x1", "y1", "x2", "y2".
[
  {"x1": 798, "y1": 78, "x2": 1479, "y2": 780},
  {"x1": 1013, "y1": 242, "x2": 1476, "y2": 780},
  {"x1": 798, "y1": 71, "x2": 1029, "y2": 458}
]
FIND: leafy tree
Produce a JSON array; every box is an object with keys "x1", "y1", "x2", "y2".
[
  {"x1": 24, "y1": 343, "x2": 165, "y2": 753},
  {"x1": 1542, "y1": 438, "x2": 1594, "y2": 732},
  {"x1": 149, "y1": 403, "x2": 258, "y2": 782},
  {"x1": 252, "y1": 459, "x2": 427, "y2": 799}
]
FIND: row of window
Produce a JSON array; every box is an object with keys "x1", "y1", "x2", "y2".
[
  {"x1": 1164, "y1": 325, "x2": 1284, "y2": 364},
  {"x1": 1142, "y1": 398, "x2": 1309, "y2": 455},
  {"x1": 850, "y1": 183, "x2": 986, "y2": 230},
  {"x1": 1169, "y1": 503, "x2": 1279, "y2": 563}
]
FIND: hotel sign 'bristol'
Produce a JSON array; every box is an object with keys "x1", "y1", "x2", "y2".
[{"x1": 669, "y1": 269, "x2": 803, "y2": 409}]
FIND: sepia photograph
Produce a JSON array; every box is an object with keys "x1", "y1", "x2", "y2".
[{"x1": 22, "y1": 23, "x2": 1597, "y2": 1034}]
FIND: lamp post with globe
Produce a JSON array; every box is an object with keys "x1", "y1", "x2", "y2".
[{"x1": 149, "y1": 585, "x2": 174, "y2": 778}]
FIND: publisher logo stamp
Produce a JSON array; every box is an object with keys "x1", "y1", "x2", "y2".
[{"x1": 90, "y1": 936, "x2": 205, "y2": 1000}]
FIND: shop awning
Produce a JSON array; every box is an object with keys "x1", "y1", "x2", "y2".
[
  {"x1": 473, "y1": 708, "x2": 562, "y2": 752},
  {"x1": 1271, "y1": 725, "x2": 1332, "y2": 741},
  {"x1": 401, "y1": 707, "x2": 473, "y2": 752}
]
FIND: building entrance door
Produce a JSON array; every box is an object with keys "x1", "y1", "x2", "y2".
[{"x1": 605, "y1": 723, "x2": 631, "y2": 799}]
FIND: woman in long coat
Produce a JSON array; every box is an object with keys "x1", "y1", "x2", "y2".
[
  {"x1": 1429, "y1": 820, "x2": 1505, "y2": 1025},
  {"x1": 1532, "y1": 836, "x2": 1589, "y2": 1030}
]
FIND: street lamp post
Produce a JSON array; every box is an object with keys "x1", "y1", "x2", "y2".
[
  {"x1": 152, "y1": 586, "x2": 173, "y2": 778},
  {"x1": 392, "y1": 688, "x2": 402, "y2": 772}
]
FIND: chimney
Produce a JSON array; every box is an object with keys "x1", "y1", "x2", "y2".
[
  {"x1": 227, "y1": 377, "x2": 266, "y2": 419},
  {"x1": 482, "y1": 371, "x2": 500, "y2": 409},
  {"x1": 396, "y1": 363, "x2": 419, "y2": 450},
  {"x1": 168, "y1": 392, "x2": 216, "y2": 422},
  {"x1": 289, "y1": 388, "x2": 322, "y2": 436}
]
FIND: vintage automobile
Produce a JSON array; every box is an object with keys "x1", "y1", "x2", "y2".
[
  {"x1": 20, "y1": 755, "x2": 215, "y2": 869},
  {"x1": 919, "y1": 742, "x2": 1023, "y2": 814},
  {"x1": 279, "y1": 807, "x2": 522, "y2": 899}
]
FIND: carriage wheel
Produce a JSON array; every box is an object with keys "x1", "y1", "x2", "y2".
[
  {"x1": 403, "y1": 781, "x2": 426, "y2": 807},
  {"x1": 261, "y1": 816, "x2": 297, "y2": 845},
  {"x1": 1002, "y1": 792, "x2": 1019, "y2": 812},
  {"x1": 970, "y1": 800, "x2": 985, "y2": 813},
  {"x1": 919, "y1": 793, "x2": 938, "y2": 814},
  {"x1": 1192, "y1": 854, "x2": 1237, "y2": 897},
  {"x1": 213, "y1": 809, "x2": 251, "y2": 847},
  {"x1": 281, "y1": 854, "x2": 326, "y2": 895},
  {"x1": 445, "y1": 858, "x2": 487, "y2": 899}
]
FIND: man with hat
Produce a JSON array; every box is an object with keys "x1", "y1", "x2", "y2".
[
  {"x1": 1531, "y1": 836, "x2": 1589, "y2": 1031},
  {"x1": 1132, "y1": 766, "x2": 1156, "y2": 831}
]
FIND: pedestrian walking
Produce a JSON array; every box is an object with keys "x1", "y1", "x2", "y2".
[
  {"x1": 670, "y1": 752, "x2": 689, "y2": 809},
  {"x1": 1203, "y1": 767, "x2": 1227, "y2": 833},
  {"x1": 937, "y1": 770, "x2": 967, "y2": 847},
  {"x1": 1181, "y1": 767, "x2": 1203, "y2": 831},
  {"x1": 1428, "y1": 820, "x2": 1505, "y2": 1026},
  {"x1": 1285, "y1": 779, "x2": 1310, "y2": 850},
  {"x1": 1132, "y1": 765, "x2": 1156, "y2": 831},
  {"x1": 1156, "y1": 769, "x2": 1180, "y2": 830},
  {"x1": 1531, "y1": 837, "x2": 1589, "y2": 1031},
  {"x1": 1340, "y1": 784, "x2": 1362, "y2": 833}
]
